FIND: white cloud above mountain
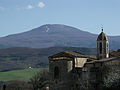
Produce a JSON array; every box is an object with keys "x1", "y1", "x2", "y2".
[
  {"x1": 0, "y1": 1, "x2": 45, "y2": 11},
  {"x1": 26, "y1": 5, "x2": 34, "y2": 9},
  {"x1": 38, "y1": 2, "x2": 45, "y2": 8},
  {"x1": 17, "y1": 1, "x2": 45, "y2": 10}
]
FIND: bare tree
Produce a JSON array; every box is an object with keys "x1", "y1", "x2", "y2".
[
  {"x1": 102, "y1": 65, "x2": 120, "y2": 90},
  {"x1": 6, "y1": 80, "x2": 32, "y2": 90},
  {"x1": 30, "y1": 70, "x2": 49, "y2": 90}
]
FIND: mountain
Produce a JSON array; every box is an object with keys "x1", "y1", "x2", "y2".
[
  {"x1": 0, "y1": 47, "x2": 96, "y2": 71},
  {"x1": 0, "y1": 24, "x2": 120, "y2": 49}
]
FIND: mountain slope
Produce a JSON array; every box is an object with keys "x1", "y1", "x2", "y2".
[
  {"x1": 0, "y1": 47, "x2": 96, "y2": 71},
  {"x1": 0, "y1": 24, "x2": 119, "y2": 49}
]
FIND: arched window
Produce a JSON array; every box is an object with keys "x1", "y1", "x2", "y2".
[
  {"x1": 99, "y1": 42, "x2": 102, "y2": 54},
  {"x1": 54, "y1": 66, "x2": 59, "y2": 79}
]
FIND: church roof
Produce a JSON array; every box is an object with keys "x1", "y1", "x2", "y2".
[
  {"x1": 97, "y1": 31, "x2": 108, "y2": 41},
  {"x1": 86, "y1": 57, "x2": 116, "y2": 64},
  {"x1": 84, "y1": 57, "x2": 120, "y2": 68},
  {"x1": 49, "y1": 51, "x2": 96, "y2": 60},
  {"x1": 110, "y1": 50, "x2": 120, "y2": 57}
]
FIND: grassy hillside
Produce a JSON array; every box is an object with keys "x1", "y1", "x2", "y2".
[
  {"x1": 0, "y1": 68, "x2": 47, "y2": 81},
  {"x1": 0, "y1": 47, "x2": 96, "y2": 71}
]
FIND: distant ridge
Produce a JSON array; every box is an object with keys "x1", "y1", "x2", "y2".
[
  {"x1": 0, "y1": 24, "x2": 119, "y2": 49},
  {"x1": 0, "y1": 47, "x2": 96, "y2": 71}
]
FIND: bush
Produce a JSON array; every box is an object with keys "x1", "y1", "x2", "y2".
[
  {"x1": 6, "y1": 80, "x2": 32, "y2": 90},
  {"x1": 117, "y1": 49, "x2": 120, "y2": 52},
  {"x1": 102, "y1": 66, "x2": 120, "y2": 90},
  {"x1": 30, "y1": 70, "x2": 49, "y2": 90}
]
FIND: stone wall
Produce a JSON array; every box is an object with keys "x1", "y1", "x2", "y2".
[{"x1": 49, "y1": 59, "x2": 73, "y2": 90}]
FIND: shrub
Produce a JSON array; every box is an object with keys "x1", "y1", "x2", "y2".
[{"x1": 30, "y1": 70, "x2": 49, "y2": 90}]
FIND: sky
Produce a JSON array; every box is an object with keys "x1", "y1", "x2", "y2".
[{"x1": 0, "y1": 0, "x2": 120, "y2": 37}]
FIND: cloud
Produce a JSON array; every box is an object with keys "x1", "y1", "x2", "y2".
[
  {"x1": 38, "y1": 2, "x2": 45, "y2": 8},
  {"x1": 16, "y1": 2, "x2": 45, "y2": 11},
  {"x1": 0, "y1": 7, "x2": 5, "y2": 11},
  {"x1": 26, "y1": 5, "x2": 34, "y2": 9},
  {"x1": 16, "y1": 5, "x2": 34, "y2": 10}
]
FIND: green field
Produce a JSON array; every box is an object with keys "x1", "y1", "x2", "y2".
[{"x1": 0, "y1": 68, "x2": 48, "y2": 81}]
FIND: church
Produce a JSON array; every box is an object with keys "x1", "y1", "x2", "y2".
[{"x1": 48, "y1": 29, "x2": 120, "y2": 90}]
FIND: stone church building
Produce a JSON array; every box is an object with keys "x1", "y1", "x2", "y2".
[{"x1": 49, "y1": 30, "x2": 120, "y2": 90}]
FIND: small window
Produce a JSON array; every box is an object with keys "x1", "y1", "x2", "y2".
[
  {"x1": 54, "y1": 66, "x2": 59, "y2": 79},
  {"x1": 100, "y1": 42, "x2": 102, "y2": 54}
]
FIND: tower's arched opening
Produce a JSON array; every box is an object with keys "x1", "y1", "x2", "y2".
[
  {"x1": 54, "y1": 66, "x2": 59, "y2": 79},
  {"x1": 100, "y1": 42, "x2": 102, "y2": 54}
]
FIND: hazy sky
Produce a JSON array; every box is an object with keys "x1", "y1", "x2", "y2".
[{"x1": 0, "y1": 0, "x2": 120, "y2": 37}]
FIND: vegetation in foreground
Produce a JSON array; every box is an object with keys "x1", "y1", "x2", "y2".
[
  {"x1": 0, "y1": 66, "x2": 120, "y2": 90},
  {"x1": 0, "y1": 69, "x2": 49, "y2": 90}
]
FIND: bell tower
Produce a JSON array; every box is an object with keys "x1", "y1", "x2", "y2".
[{"x1": 97, "y1": 28, "x2": 109, "y2": 60}]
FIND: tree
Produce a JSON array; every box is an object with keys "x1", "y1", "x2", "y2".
[
  {"x1": 102, "y1": 65, "x2": 120, "y2": 90},
  {"x1": 6, "y1": 80, "x2": 32, "y2": 90},
  {"x1": 30, "y1": 70, "x2": 49, "y2": 90},
  {"x1": 117, "y1": 49, "x2": 120, "y2": 52}
]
